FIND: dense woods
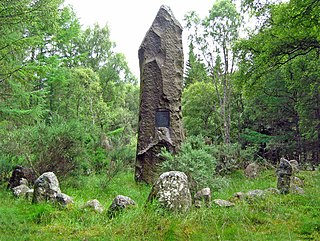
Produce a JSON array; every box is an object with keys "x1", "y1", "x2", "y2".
[{"x1": 0, "y1": 0, "x2": 319, "y2": 181}]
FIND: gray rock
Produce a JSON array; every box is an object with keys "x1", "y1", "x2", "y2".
[
  {"x1": 108, "y1": 195, "x2": 136, "y2": 218},
  {"x1": 277, "y1": 158, "x2": 293, "y2": 194},
  {"x1": 32, "y1": 172, "x2": 61, "y2": 203},
  {"x1": 12, "y1": 184, "x2": 30, "y2": 197},
  {"x1": 194, "y1": 187, "x2": 211, "y2": 208},
  {"x1": 245, "y1": 163, "x2": 259, "y2": 179},
  {"x1": 246, "y1": 189, "x2": 265, "y2": 198},
  {"x1": 83, "y1": 199, "x2": 104, "y2": 213},
  {"x1": 292, "y1": 176, "x2": 304, "y2": 187},
  {"x1": 290, "y1": 185, "x2": 305, "y2": 195},
  {"x1": 289, "y1": 160, "x2": 299, "y2": 174},
  {"x1": 264, "y1": 188, "x2": 280, "y2": 195},
  {"x1": 135, "y1": 5, "x2": 184, "y2": 184},
  {"x1": 25, "y1": 189, "x2": 34, "y2": 201},
  {"x1": 213, "y1": 199, "x2": 235, "y2": 207},
  {"x1": 56, "y1": 193, "x2": 74, "y2": 206},
  {"x1": 147, "y1": 171, "x2": 192, "y2": 212}
]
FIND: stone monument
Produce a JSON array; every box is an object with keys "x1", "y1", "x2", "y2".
[
  {"x1": 277, "y1": 158, "x2": 293, "y2": 194},
  {"x1": 135, "y1": 5, "x2": 184, "y2": 184}
]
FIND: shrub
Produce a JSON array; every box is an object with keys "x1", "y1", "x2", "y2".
[{"x1": 161, "y1": 135, "x2": 217, "y2": 193}]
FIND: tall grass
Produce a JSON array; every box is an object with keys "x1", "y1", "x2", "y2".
[{"x1": 0, "y1": 169, "x2": 319, "y2": 240}]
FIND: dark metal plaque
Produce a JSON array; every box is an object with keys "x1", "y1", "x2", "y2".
[{"x1": 155, "y1": 110, "x2": 170, "y2": 127}]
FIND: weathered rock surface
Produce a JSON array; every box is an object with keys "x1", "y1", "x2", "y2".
[
  {"x1": 245, "y1": 163, "x2": 259, "y2": 179},
  {"x1": 8, "y1": 165, "x2": 36, "y2": 189},
  {"x1": 83, "y1": 199, "x2": 105, "y2": 213},
  {"x1": 292, "y1": 176, "x2": 304, "y2": 187},
  {"x1": 213, "y1": 199, "x2": 235, "y2": 207},
  {"x1": 194, "y1": 187, "x2": 211, "y2": 208},
  {"x1": 56, "y1": 193, "x2": 74, "y2": 206},
  {"x1": 289, "y1": 160, "x2": 299, "y2": 174},
  {"x1": 290, "y1": 185, "x2": 305, "y2": 194},
  {"x1": 277, "y1": 158, "x2": 293, "y2": 194},
  {"x1": 32, "y1": 172, "x2": 61, "y2": 203},
  {"x1": 135, "y1": 5, "x2": 184, "y2": 184},
  {"x1": 12, "y1": 184, "x2": 30, "y2": 197},
  {"x1": 108, "y1": 195, "x2": 136, "y2": 218},
  {"x1": 26, "y1": 189, "x2": 34, "y2": 201},
  {"x1": 147, "y1": 171, "x2": 192, "y2": 212},
  {"x1": 246, "y1": 189, "x2": 265, "y2": 198}
]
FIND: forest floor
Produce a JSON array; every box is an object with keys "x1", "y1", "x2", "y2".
[{"x1": 0, "y1": 169, "x2": 319, "y2": 240}]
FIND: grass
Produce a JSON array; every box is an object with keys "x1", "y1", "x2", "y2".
[{"x1": 0, "y1": 169, "x2": 319, "y2": 240}]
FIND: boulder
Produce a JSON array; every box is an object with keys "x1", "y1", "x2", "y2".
[
  {"x1": 56, "y1": 193, "x2": 74, "y2": 206},
  {"x1": 32, "y1": 172, "x2": 61, "y2": 203},
  {"x1": 83, "y1": 199, "x2": 104, "y2": 213},
  {"x1": 194, "y1": 187, "x2": 211, "y2": 208},
  {"x1": 108, "y1": 195, "x2": 136, "y2": 218},
  {"x1": 213, "y1": 199, "x2": 235, "y2": 207},
  {"x1": 7, "y1": 165, "x2": 36, "y2": 189},
  {"x1": 292, "y1": 176, "x2": 304, "y2": 187},
  {"x1": 12, "y1": 184, "x2": 30, "y2": 197},
  {"x1": 277, "y1": 158, "x2": 293, "y2": 194},
  {"x1": 264, "y1": 188, "x2": 280, "y2": 195},
  {"x1": 290, "y1": 185, "x2": 305, "y2": 195},
  {"x1": 246, "y1": 189, "x2": 265, "y2": 198},
  {"x1": 245, "y1": 163, "x2": 259, "y2": 179},
  {"x1": 147, "y1": 171, "x2": 192, "y2": 212}
]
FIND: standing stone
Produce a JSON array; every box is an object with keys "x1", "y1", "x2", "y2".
[
  {"x1": 32, "y1": 172, "x2": 61, "y2": 203},
  {"x1": 147, "y1": 171, "x2": 192, "y2": 212},
  {"x1": 277, "y1": 158, "x2": 293, "y2": 194},
  {"x1": 135, "y1": 5, "x2": 184, "y2": 184}
]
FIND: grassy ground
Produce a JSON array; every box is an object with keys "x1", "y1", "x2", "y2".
[{"x1": 0, "y1": 169, "x2": 319, "y2": 240}]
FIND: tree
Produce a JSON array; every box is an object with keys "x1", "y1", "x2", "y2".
[
  {"x1": 237, "y1": 0, "x2": 320, "y2": 164},
  {"x1": 185, "y1": 0, "x2": 242, "y2": 144}
]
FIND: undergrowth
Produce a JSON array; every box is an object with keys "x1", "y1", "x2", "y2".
[{"x1": 0, "y1": 170, "x2": 319, "y2": 240}]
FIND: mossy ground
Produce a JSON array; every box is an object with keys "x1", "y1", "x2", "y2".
[{"x1": 0, "y1": 169, "x2": 319, "y2": 240}]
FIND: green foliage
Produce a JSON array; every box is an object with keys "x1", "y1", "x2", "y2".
[
  {"x1": 183, "y1": 82, "x2": 221, "y2": 139},
  {"x1": 161, "y1": 136, "x2": 218, "y2": 192}
]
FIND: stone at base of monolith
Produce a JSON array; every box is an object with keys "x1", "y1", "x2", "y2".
[
  {"x1": 32, "y1": 172, "x2": 61, "y2": 203},
  {"x1": 147, "y1": 171, "x2": 192, "y2": 212}
]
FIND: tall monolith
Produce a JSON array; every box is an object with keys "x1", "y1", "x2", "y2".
[{"x1": 135, "y1": 5, "x2": 184, "y2": 184}]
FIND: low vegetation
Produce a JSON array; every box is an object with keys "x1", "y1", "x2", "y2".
[{"x1": 1, "y1": 169, "x2": 319, "y2": 240}]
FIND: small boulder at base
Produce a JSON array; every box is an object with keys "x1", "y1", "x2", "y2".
[
  {"x1": 83, "y1": 199, "x2": 104, "y2": 213},
  {"x1": 290, "y1": 184, "x2": 305, "y2": 195},
  {"x1": 289, "y1": 160, "x2": 299, "y2": 174},
  {"x1": 56, "y1": 193, "x2": 74, "y2": 206},
  {"x1": 214, "y1": 199, "x2": 235, "y2": 207},
  {"x1": 108, "y1": 195, "x2": 136, "y2": 218},
  {"x1": 292, "y1": 176, "x2": 304, "y2": 187},
  {"x1": 194, "y1": 187, "x2": 211, "y2": 208},
  {"x1": 245, "y1": 163, "x2": 259, "y2": 179},
  {"x1": 32, "y1": 172, "x2": 61, "y2": 203},
  {"x1": 12, "y1": 184, "x2": 30, "y2": 197},
  {"x1": 147, "y1": 171, "x2": 192, "y2": 212}
]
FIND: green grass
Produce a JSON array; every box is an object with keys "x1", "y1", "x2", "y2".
[{"x1": 0, "y1": 169, "x2": 319, "y2": 240}]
